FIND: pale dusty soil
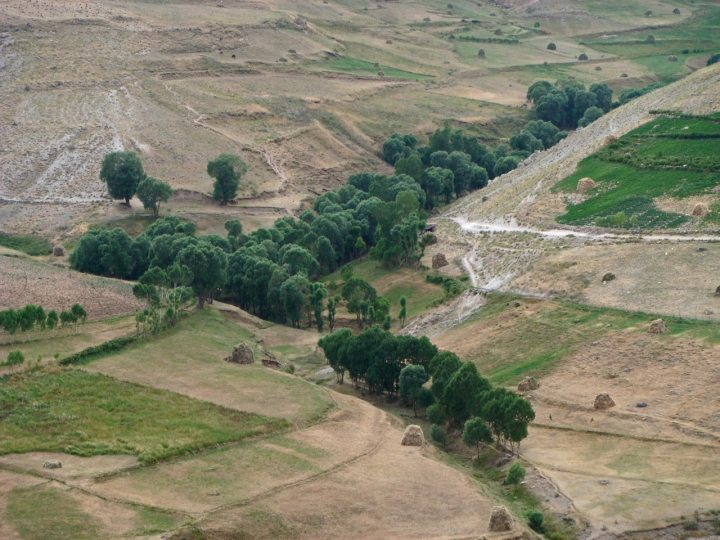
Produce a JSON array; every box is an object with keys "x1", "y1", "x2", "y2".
[
  {"x1": 510, "y1": 241, "x2": 720, "y2": 320},
  {"x1": 0, "y1": 469, "x2": 46, "y2": 540},
  {"x1": 200, "y1": 394, "x2": 494, "y2": 540},
  {"x1": 0, "y1": 453, "x2": 139, "y2": 485},
  {"x1": 0, "y1": 254, "x2": 142, "y2": 317}
]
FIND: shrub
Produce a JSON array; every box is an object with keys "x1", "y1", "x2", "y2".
[
  {"x1": 426, "y1": 404, "x2": 448, "y2": 425},
  {"x1": 5, "y1": 350, "x2": 25, "y2": 366},
  {"x1": 59, "y1": 336, "x2": 137, "y2": 365},
  {"x1": 430, "y1": 424, "x2": 447, "y2": 445},
  {"x1": 683, "y1": 520, "x2": 699, "y2": 531},
  {"x1": 708, "y1": 53, "x2": 720, "y2": 66},
  {"x1": 505, "y1": 462, "x2": 526, "y2": 485},
  {"x1": 526, "y1": 510, "x2": 545, "y2": 532},
  {"x1": 416, "y1": 387, "x2": 435, "y2": 408}
]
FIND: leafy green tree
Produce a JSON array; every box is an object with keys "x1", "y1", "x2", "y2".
[
  {"x1": 462, "y1": 417, "x2": 493, "y2": 458},
  {"x1": 505, "y1": 462, "x2": 526, "y2": 485},
  {"x1": 526, "y1": 80, "x2": 553, "y2": 104},
  {"x1": 136, "y1": 176, "x2": 173, "y2": 218},
  {"x1": 382, "y1": 314, "x2": 392, "y2": 330},
  {"x1": 59, "y1": 310, "x2": 76, "y2": 328},
  {"x1": 318, "y1": 327, "x2": 352, "y2": 382},
  {"x1": 444, "y1": 361, "x2": 491, "y2": 423},
  {"x1": 429, "y1": 351, "x2": 462, "y2": 399},
  {"x1": 99, "y1": 151, "x2": 146, "y2": 205},
  {"x1": 71, "y1": 303, "x2": 87, "y2": 325},
  {"x1": 327, "y1": 297, "x2": 337, "y2": 333},
  {"x1": 207, "y1": 153, "x2": 247, "y2": 204},
  {"x1": 398, "y1": 296, "x2": 407, "y2": 327},
  {"x1": 708, "y1": 53, "x2": 720, "y2": 66},
  {"x1": 281, "y1": 273, "x2": 309, "y2": 327},
  {"x1": 5, "y1": 350, "x2": 24, "y2": 366},
  {"x1": 523, "y1": 120, "x2": 560, "y2": 149},
  {"x1": 509, "y1": 131, "x2": 544, "y2": 154},
  {"x1": 535, "y1": 88, "x2": 569, "y2": 127},
  {"x1": 281, "y1": 245, "x2": 319, "y2": 276},
  {"x1": 526, "y1": 510, "x2": 544, "y2": 532},
  {"x1": 394, "y1": 152, "x2": 424, "y2": 182},
  {"x1": 577, "y1": 106, "x2": 604, "y2": 128},
  {"x1": 46, "y1": 310, "x2": 58, "y2": 332},
  {"x1": 431, "y1": 424, "x2": 447, "y2": 445},
  {"x1": 0, "y1": 309, "x2": 19, "y2": 334},
  {"x1": 493, "y1": 156, "x2": 519, "y2": 177},
  {"x1": 177, "y1": 243, "x2": 228, "y2": 308},
  {"x1": 342, "y1": 277, "x2": 377, "y2": 326},
  {"x1": 399, "y1": 364, "x2": 429, "y2": 416},
  {"x1": 416, "y1": 387, "x2": 435, "y2": 408},
  {"x1": 572, "y1": 90, "x2": 598, "y2": 126},
  {"x1": 316, "y1": 236, "x2": 337, "y2": 272},
  {"x1": 590, "y1": 82, "x2": 613, "y2": 112},
  {"x1": 427, "y1": 404, "x2": 448, "y2": 425},
  {"x1": 309, "y1": 282, "x2": 327, "y2": 332}
]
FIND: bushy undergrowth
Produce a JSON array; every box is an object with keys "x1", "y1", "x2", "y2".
[
  {"x1": 59, "y1": 336, "x2": 138, "y2": 365},
  {"x1": 0, "y1": 232, "x2": 53, "y2": 256}
]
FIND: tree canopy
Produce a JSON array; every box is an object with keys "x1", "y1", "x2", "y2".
[{"x1": 99, "y1": 151, "x2": 146, "y2": 205}]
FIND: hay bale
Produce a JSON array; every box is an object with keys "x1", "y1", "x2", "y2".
[
  {"x1": 224, "y1": 343, "x2": 255, "y2": 364},
  {"x1": 646, "y1": 34, "x2": 655, "y2": 42},
  {"x1": 494, "y1": 28, "x2": 503, "y2": 36},
  {"x1": 374, "y1": 62, "x2": 380, "y2": 68},
  {"x1": 477, "y1": 48, "x2": 486, "y2": 58},
  {"x1": 578, "y1": 53, "x2": 589, "y2": 60},
  {"x1": 645, "y1": 10, "x2": 653, "y2": 16},
  {"x1": 481, "y1": 195, "x2": 489, "y2": 202},
  {"x1": 401, "y1": 425, "x2": 426, "y2": 446},
  {"x1": 594, "y1": 393, "x2": 615, "y2": 410},
  {"x1": 547, "y1": 43, "x2": 556, "y2": 50},
  {"x1": 692, "y1": 203, "x2": 709, "y2": 217},
  {"x1": 377, "y1": 71, "x2": 385, "y2": 77},
  {"x1": 595, "y1": 66, "x2": 602, "y2": 71},
  {"x1": 386, "y1": 39, "x2": 393, "y2": 44},
  {"x1": 423, "y1": 17, "x2": 431, "y2": 22},
  {"x1": 294, "y1": 17, "x2": 308, "y2": 29},
  {"x1": 488, "y1": 506, "x2": 513, "y2": 532},
  {"x1": 668, "y1": 55, "x2": 678, "y2": 62},
  {"x1": 53, "y1": 245, "x2": 66, "y2": 257},
  {"x1": 568, "y1": 75, "x2": 576, "y2": 79},
  {"x1": 604, "y1": 134, "x2": 618, "y2": 145},
  {"x1": 673, "y1": 7, "x2": 680, "y2": 14},
  {"x1": 577, "y1": 177, "x2": 597, "y2": 192},
  {"x1": 602, "y1": 272, "x2": 615, "y2": 282},
  {"x1": 620, "y1": 73, "x2": 628, "y2": 77},
  {"x1": 715, "y1": 285, "x2": 720, "y2": 297},
  {"x1": 647, "y1": 319, "x2": 668, "y2": 334},
  {"x1": 518, "y1": 376, "x2": 539, "y2": 391},
  {"x1": 432, "y1": 253, "x2": 449, "y2": 269},
  {"x1": 43, "y1": 460, "x2": 62, "y2": 469}
]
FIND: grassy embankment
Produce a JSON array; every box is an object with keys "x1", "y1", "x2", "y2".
[
  {"x1": 0, "y1": 232, "x2": 53, "y2": 256},
  {"x1": 444, "y1": 292, "x2": 720, "y2": 386},
  {"x1": 553, "y1": 115, "x2": 720, "y2": 228}
]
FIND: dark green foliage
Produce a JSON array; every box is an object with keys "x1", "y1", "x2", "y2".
[
  {"x1": 99, "y1": 151, "x2": 146, "y2": 205},
  {"x1": 207, "y1": 153, "x2": 247, "y2": 204},
  {"x1": 136, "y1": 176, "x2": 173, "y2": 218},
  {"x1": 506, "y1": 461, "x2": 526, "y2": 485},
  {"x1": 59, "y1": 336, "x2": 138, "y2": 365},
  {"x1": 0, "y1": 232, "x2": 53, "y2": 256},
  {"x1": 529, "y1": 80, "x2": 613, "y2": 129},
  {"x1": 70, "y1": 226, "x2": 149, "y2": 279},
  {"x1": 399, "y1": 364, "x2": 429, "y2": 416},
  {"x1": 430, "y1": 424, "x2": 447, "y2": 445},
  {"x1": 318, "y1": 326, "x2": 438, "y2": 394},
  {"x1": 462, "y1": 417, "x2": 493, "y2": 458},
  {"x1": 429, "y1": 351, "x2": 462, "y2": 398},
  {"x1": 526, "y1": 510, "x2": 545, "y2": 532},
  {"x1": 426, "y1": 273, "x2": 464, "y2": 300},
  {"x1": 577, "y1": 106, "x2": 604, "y2": 128},
  {"x1": 708, "y1": 53, "x2": 720, "y2": 66},
  {"x1": 416, "y1": 387, "x2": 435, "y2": 408},
  {"x1": 426, "y1": 404, "x2": 448, "y2": 425},
  {"x1": 3, "y1": 350, "x2": 25, "y2": 367},
  {"x1": 177, "y1": 243, "x2": 228, "y2": 308},
  {"x1": 444, "y1": 361, "x2": 491, "y2": 423},
  {"x1": 0, "y1": 304, "x2": 77, "y2": 335}
]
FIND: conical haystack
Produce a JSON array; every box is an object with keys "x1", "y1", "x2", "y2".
[
  {"x1": 647, "y1": 319, "x2": 668, "y2": 334},
  {"x1": 488, "y1": 506, "x2": 513, "y2": 531},
  {"x1": 692, "y1": 203, "x2": 709, "y2": 217},
  {"x1": 594, "y1": 393, "x2": 615, "y2": 410},
  {"x1": 577, "y1": 177, "x2": 597, "y2": 192},
  {"x1": 401, "y1": 425, "x2": 425, "y2": 446}
]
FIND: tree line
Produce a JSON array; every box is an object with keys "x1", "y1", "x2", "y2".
[
  {"x1": 319, "y1": 327, "x2": 535, "y2": 454},
  {"x1": 99, "y1": 151, "x2": 246, "y2": 210},
  {"x1": 0, "y1": 303, "x2": 87, "y2": 334}
]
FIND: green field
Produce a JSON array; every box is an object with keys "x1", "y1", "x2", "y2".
[
  {"x1": 323, "y1": 258, "x2": 445, "y2": 321},
  {"x1": 554, "y1": 116, "x2": 720, "y2": 228},
  {"x1": 0, "y1": 368, "x2": 288, "y2": 462},
  {"x1": 0, "y1": 232, "x2": 53, "y2": 256},
  {"x1": 307, "y1": 56, "x2": 433, "y2": 80}
]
